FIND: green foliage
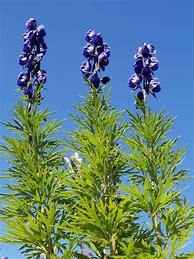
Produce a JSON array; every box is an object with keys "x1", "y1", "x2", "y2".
[
  {"x1": 0, "y1": 100, "x2": 70, "y2": 258},
  {"x1": 122, "y1": 106, "x2": 194, "y2": 257},
  {"x1": 0, "y1": 83, "x2": 193, "y2": 258}
]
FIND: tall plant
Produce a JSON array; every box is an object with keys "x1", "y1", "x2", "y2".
[{"x1": 0, "y1": 18, "x2": 72, "y2": 259}]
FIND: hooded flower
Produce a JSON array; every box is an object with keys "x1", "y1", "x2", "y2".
[
  {"x1": 37, "y1": 70, "x2": 47, "y2": 84},
  {"x1": 128, "y1": 74, "x2": 142, "y2": 89},
  {"x1": 26, "y1": 18, "x2": 37, "y2": 30},
  {"x1": 90, "y1": 73, "x2": 100, "y2": 88},
  {"x1": 81, "y1": 61, "x2": 91, "y2": 78}
]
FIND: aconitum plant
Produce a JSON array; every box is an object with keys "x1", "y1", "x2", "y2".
[
  {"x1": 128, "y1": 43, "x2": 160, "y2": 103},
  {"x1": 0, "y1": 18, "x2": 194, "y2": 259}
]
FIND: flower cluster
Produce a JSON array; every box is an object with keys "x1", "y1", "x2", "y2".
[
  {"x1": 128, "y1": 43, "x2": 160, "y2": 103},
  {"x1": 81, "y1": 29, "x2": 110, "y2": 89},
  {"x1": 17, "y1": 18, "x2": 47, "y2": 99}
]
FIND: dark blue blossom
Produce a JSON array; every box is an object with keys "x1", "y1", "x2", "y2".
[
  {"x1": 90, "y1": 73, "x2": 100, "y2": 88},
  {"x1": 81, "y1": 29, "x2": 110, "y2": 89},
  {"x1": 26, "y1": 18, "x2": 37, "y2": 30},
  {"x1": 128, "y1": 74, "x2": 142, "y2": 89},
  {"x1": 85, "y1": 29, "x2": 96, "y2": 42},
  {"x1": 137, "y1": 91, "x2": 144, "y2": 102},
  {"x1": 101, "y1": 76, "x2": 110, "y2": 84},
  {"x1": 37, "y1": 25, "x2": 46, "y2": 37},
  {"x1": 133, "y1": 58, "x2": 143, "y2": 74},
  {"x1": 98, "y1": 52, "x2": 109, "y2": 69},
  {"x1": 37, "y1": 70, "x2": 47, "y2": 84},
  {"x1": 17, "y1": 18, "x2": 47, "y2": 100},
  {"x1": 128, "y1": 43, "x2": 160, "y2": 103},
  {"x1": 83, "y1": 43, "x2": 95, "y2": 59},
  {"x1": 149, "y1": 78, "x2": 161, "y2": 96},
  {"x1": 81, "y1": 61, "x2": 91, "y2": 78},
  {"x1": 149, "y1": 56, "x2": 159, "y2": 71},
  {"x1": 17, "y1": 72, "x2": 29, "y2": 87}
]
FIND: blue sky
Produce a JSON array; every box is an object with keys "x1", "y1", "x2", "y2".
[{"x1": 0, "y1": 0, "x2": 193, "y2": 257}]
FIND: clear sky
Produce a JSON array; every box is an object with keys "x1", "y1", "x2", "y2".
[{"x1": 0, "y1": 0, "x2": 193, "y2": 257}]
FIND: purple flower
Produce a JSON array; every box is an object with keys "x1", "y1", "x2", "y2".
[
  {"x1": 149, "y1": 56, "x2": 159, "y2": 71},
  {"x1": 37, "y1": 25, "x2": 46, "y2": 37},
  {"x1": 90, "y1": 73, "x2": 100, "y2": 88},
  {"x1": 81, "y1": 61, "x2": 91, "y2": 78},
  {"x1": 147, "y1": 44, "x2": 156, "y2": 56},
  {"x1": 133, "y1": 58, "x2": 143, "y2": 74},
  {"x1": 98, "y1": 52, "x2": 109, "y2": 68},
  {"x1": 103, "y1": 43, "x2": 110, "y2": 57},
  {"x1": 141, "y1": 44, "x2": 150, "y2": 58},
  {"x1": 128, "y1": 43, "x2": 160, "y2": 104},
  {"x1": 83, "y1": 43, "x2": 95, "y2": 58},
  {"x1": 26, "y1": 18, "x2": 37, "y2": 30},
  {"x1": 149, "y1": 78, "x2": 161, "y2": 95},
  {"x1": 37, "y1": 70, "x2": 47, "y2": 84},
  {"x1": 85, "y1": 29, "x2": 96, "y2": 42},
  {"x1": 81, "y1": 29, "x2": 110, "y2": 89},
  {"x1": 17, "y1": 72, "x2": 29, "y2": 87},
  {"x1": 101, "y1": 76, "x2": 110, "y2": 84},
  {"x1": 91, "y1": 33, "x2": 103, "y2": 46},
  {"x1": 19, "y1": 54, "x2": 28, "y2": 66},
  {"x1": 128, "y1": 74, "x2": 142, "y2": 89},
  {"x1": 137, "y1": 91, "x2": 145, "y2": 102}
]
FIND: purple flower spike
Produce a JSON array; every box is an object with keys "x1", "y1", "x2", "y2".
[
  {"x1": 2, "y1": 256, "x2": 8, "y2": 259},
  {"x1": 17, "y1": 18, "x2": 47, "y2": 100},
  {"x1": 128, "y1": 43, "x2": 160, "y2": 104},
  {"x1": 37, "y1": 70, "x2": 47, "y2": 84},
  {"x1": 90, "y1": 73, "x2": 100, "y2": 88},
  {"x1": 26, "y1": 18, "x2": 37, "y2": 30},
  {"x1": 81, "y1": 29, "x2": 110, "y2": 89}
]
